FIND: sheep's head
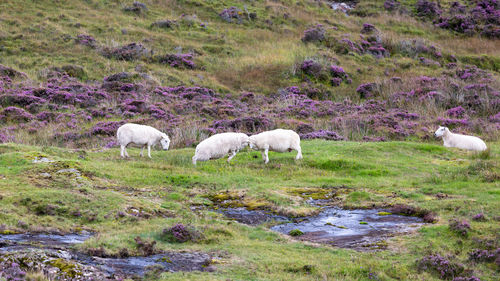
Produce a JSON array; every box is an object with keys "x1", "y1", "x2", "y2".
[
  {"x1": 241, "y1": 135, "x2": 250, "y2": 148},
  {"x1": 434, "y1": 126, "x2": 448, "y2": 137},
  {"x1": 248, "y1": 137, "x2": 257, "y2": 150},
  {"x1": 160, "y1": 134, "x2": 170, "y2": 150}
]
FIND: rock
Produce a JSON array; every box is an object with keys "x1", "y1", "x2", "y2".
[
  {"x1": 40, "y1": 172, "x2": 52, "y2": 178},
  {"x1": 32, "y1": 157, "x2": 54, "y2": 163}
]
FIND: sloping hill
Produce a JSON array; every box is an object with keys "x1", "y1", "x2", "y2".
[{"x1": 0, "y1": 0, "x2": 498, "y2": 148}]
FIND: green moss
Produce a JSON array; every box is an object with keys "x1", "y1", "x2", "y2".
[
  {"x1": 48, "y1": 259, "x2": 79, "y2": 278},
  {"x1": 289, "y1": 229, "x2": 304, "y2": 236},
  {"x1": 359, "y1": 221, "x2": 368, "y2": 225},
  {"x1": 377, "y1": 212, "x2": 392, "y2": 216}
]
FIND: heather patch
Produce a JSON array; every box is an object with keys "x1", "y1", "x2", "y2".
[
  {"x1": 449, "y1": 219, "x2": 471, "y2": 237},
  {"x1": 433, "y1": 0, "x2": 500, "y2": 37},
  {"x1": 123, "y1": 1, "x2": 148, "y2": 14},
  {"x1": 0, "y1": 64, "x2": 27, "y2": 80},
  {"x1": 415, "y1": 0, "x2": 442, "y2": 20},
  {"x1": 101, "y1": 43, "x2": 150, "y2": 61},
  {"x1": 331, "y1": 24, "x2": 390, "y2": 59},
  {"x1": 219, "y1": 7, "x2": 245, "y2": 24},
  {"x1": 162, "y1": 224, "x2": 203, "y2": 243},
  {"x1": 300, "y1": 130, "x2": 346, "y2": 141},
  {"x1": 75, "y1": 34, "x2": 97, "y2": 48},
  {"x1": 302, "y1": 25, "x2": 326, "y2": 43},
  {"x1": 156, "y1": 53, "x2": 195, "y2": 69},
  {"x1": 417, "y1": 254, "x2": 464, "y2": 279}
]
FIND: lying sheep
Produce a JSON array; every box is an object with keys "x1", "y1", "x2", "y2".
[
  {"x1": 434, "y1": 126, "x2": 487, "y2": 151},
  {"x1": 117, "y1": 123, "x2": 170, "y2": 158},
  {"x1": 249, "y1": 129, "x2": 302, "y2": 164},
  {"x1": 192, "y1": 132, "x2": 249, "y2": 165}
]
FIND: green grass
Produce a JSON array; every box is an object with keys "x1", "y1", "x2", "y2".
[{"x1": 0, "y1": 140, "x2": 499, "y2": 280}]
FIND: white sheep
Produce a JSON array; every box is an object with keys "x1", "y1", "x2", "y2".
[
  {"x1": 434, "y1": 126, "x2": 487, "y2": 151},
  {"x1": 249, "y1": 129, "x2": 302, "y2": 164},
  {"x1": 117, "y1": 123, "x2": 170, "y2": 158},
  {"x1": 192, "y1": 132, "x2": 249, "y2": 165}
]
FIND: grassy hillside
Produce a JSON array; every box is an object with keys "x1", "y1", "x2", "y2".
[
  {"x1": 0, "y1": 0, "x2": 499, "y2": 147},
  {"x1": 0, "y1": 141, "x2": 499, "y2": 280}
]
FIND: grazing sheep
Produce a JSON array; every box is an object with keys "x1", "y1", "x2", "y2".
[
  {"x1": 192, "y1": 132, "x2": 249, "y2": 165},
  {"x1": 249, "y1": 129, "x2": 302, "y2": 164},
  {"x1": 117, "y1": 123, "x2": 170, "y2": 158},
  {"x1": 434, "y1": 126, "x2": 487, "y2": 151}
]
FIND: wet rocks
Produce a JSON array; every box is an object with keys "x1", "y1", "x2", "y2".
[
  {"x1": 271, "y1": 207, "x2": 424, "y2": 250},
  {"x1": 32, "y1": 157, "x2": 54, "y2": 163},
  {"x1": 220, "y1": 208, "x2": 288, "y2": 226},
  {"x1": 0, "y1": 233, "x2": 216, "y2": 279}
]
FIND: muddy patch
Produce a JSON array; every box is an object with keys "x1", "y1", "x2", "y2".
[
  {"x1": 0, "y1": 233, "x2": 214, "y2": 280},
  {"x1": 270, "y1": 207, "x2": 423, "y2": 250}
]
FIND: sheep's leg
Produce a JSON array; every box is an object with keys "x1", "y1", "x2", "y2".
[
  {"x1": 140, "y1": 146, "x2": 144, "y2": 157},
  {"x1": 295, "y1": 146, "x2": 303, "y2": 160},
  {"x1": 227, "y1": 150, "x2": 237, "y2": 163},
  {"x1": 264, "y1": 148, "x2": 269, "y2": 164},
  {"x1": 120, "y1": 145, "x2": 126, "y2": 158},
  {"x1": 261, "y1": 151, "x2": 266, "y2": 162},
  {"x1": 147, "y1": 145, "x2": 152, "y2": 158},
  {"x1": 192, "y1": 156, "x2": 197, "y2": 165}
]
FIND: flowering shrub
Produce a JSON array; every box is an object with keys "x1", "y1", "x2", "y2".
[
  {"x1": 300, "y1": 130, "x2": 346, "y2": 141},
  {"x1": 75, "y1": 34, "x2": 97, "y2": 48},
  {"x1": 123, "y1": 1, "x2": 148, "y2": 14},
  {"x1": 219, "y1": 7, "x2": 244, "y2": 23},
  {"x1": 447, "y1": 106, "x2": 466, "y2": 117},
  {"x1": 302, "y1": 25, "x2": 326, "y2": 43},
  {"x1": 469, "y1": 248, "x2": 498, "y2": 262},
  {"x1": 449, "y1": 219, "x2": 471, "y2": 236},
  {"x1": 162, "y1": 224, "x2": 202, "y2": 243},
  {"x1": 211, "y1": 116, "x2": 274, "y2": 133},
  {"x1": 90, "y1": 121, "x2": 126, "y2": 136},
  {"x1": 102, "y1": 43, "x2": 149, "y2": 61},
  {"x1": 384, "y1": 0, "x2": 400, "y2": 11},
  {"x1": 0, "y1": 106, "x2": 34, "y2": 122},
  {"x1": 361, "y1": 23, "x2": 376, "y2": 33},
  {"x1": 0, "y1": 262, "x2": 26, "y2": 280},
  {"x1": 430, "y1": 0, "x2": 500, "y2": 37},
  {"x1": 415, "y1": 0, "x2": 441, "y2": 19},
  {"x1": 330, "y1": 65, "x2": 347, "y2": 79},
  {"x1": 452, "y1": 276, "x2": 481, "y2": 281},
  {"x1": 417, "y1": 254, "x2": 464, "y2": 279},
  {"x1": 157, "y1": 53, "x2": 195, "y2": 69},
  {"x1": 356, "y1": 83, "x2": 379, "y2": 98},
  {"x1": 299, "y1": 60, "x2": 324, "y2": 78}
]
